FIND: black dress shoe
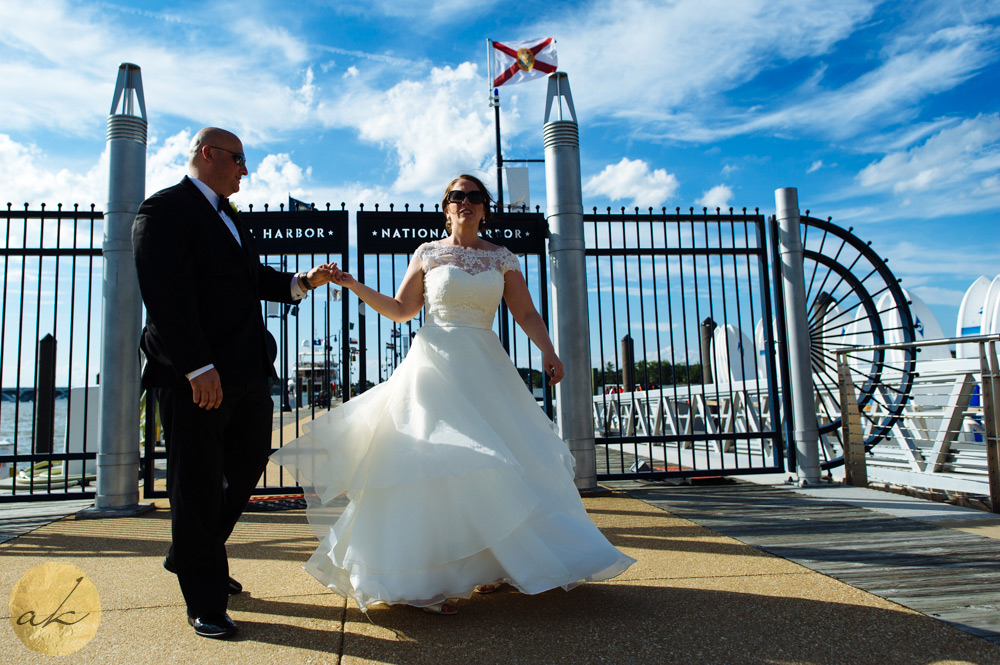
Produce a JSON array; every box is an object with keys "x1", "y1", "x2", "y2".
[
  {"x1": 163, "y1": 557, "x2": 243, "y2": 595},
  {"x1": 187, "y1": 613, "x2": 238, "y2": 639}
]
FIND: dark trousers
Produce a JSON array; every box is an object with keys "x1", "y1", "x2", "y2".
[{"x1": 157, "y1": 377, "x2": 273, "y2": 617}]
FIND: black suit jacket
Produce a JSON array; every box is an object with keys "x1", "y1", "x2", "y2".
[{"x1": 132, "y1": 176, "x2": 298, "y2": 388}]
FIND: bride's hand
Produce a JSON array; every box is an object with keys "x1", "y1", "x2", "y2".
[
  {"x1": 542, "y1": 350, "x2": 565, "y2": 385},
  {"x1": 326, "y1": 263, "x2": 357, "y2": 289}
]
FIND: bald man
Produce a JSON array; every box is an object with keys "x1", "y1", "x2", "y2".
[{"x1": 132, "y1": 127, "x2": 333, "y2": 639}]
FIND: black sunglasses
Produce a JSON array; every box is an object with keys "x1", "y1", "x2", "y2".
[
  {"x1": 446, "y1": 190, "x2": 486, "y2": 205},
  {"x1": 208, "y1": 145, "x2": 247, "y2": 167}
]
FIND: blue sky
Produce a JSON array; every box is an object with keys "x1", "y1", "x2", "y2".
[{"x1": 1, "y1": 0, "x2": 998, "y2": 336}]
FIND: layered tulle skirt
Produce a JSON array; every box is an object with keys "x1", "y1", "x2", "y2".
[{"x1": 271, "y1": 323, "x2": 635, "y2": 610}]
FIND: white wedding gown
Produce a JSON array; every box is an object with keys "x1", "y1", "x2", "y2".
[{"x1": 271, "y1": 241, "x2": 635, "y2": 610}]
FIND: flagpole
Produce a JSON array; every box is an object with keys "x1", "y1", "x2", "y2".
[
  {"x1": 488, "y1": 39, "x2": 504, "y2": 210},
  {"x1": 494, "y1": 87, "x2": 503, "y2": 210}
]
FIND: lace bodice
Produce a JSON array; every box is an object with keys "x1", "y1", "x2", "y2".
[{"x1": 414, "y1": 241, "x2": 521, "y2": 329}]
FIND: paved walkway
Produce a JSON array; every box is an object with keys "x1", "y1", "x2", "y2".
[{"x1": 2, "y1": 480, "x2": 1000, "y2": 664}]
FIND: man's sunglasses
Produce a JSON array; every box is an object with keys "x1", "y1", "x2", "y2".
[
  {"x1": 208, "y1": 145, "x2": 247, "y2": 167},
  {"x1": 446, "y1": 190, "x2": 486, "y2": 205}
]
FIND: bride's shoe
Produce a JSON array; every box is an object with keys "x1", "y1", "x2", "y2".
[
  {"x1": 474, "y1": 582, "x2": 505, "y2": 594},
  {"x1": 421, "y1": 602, "x2": 458, "y2": 615}
]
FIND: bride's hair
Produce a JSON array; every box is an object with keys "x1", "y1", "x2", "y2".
[{"x1": 442, "y1": 174, "x2": 493, "y2": 234}]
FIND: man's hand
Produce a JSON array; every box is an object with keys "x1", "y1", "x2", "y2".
[
  {"x1": 303, "y1": 263, "x2": 339, "y2": 288},
  {"x1": 190, "y1": 368, "x2": 223, "y2": 409}
]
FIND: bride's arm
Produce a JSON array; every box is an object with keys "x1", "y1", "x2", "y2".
[
  {"x1": 503, "y1": 270, "x2": 565, "y2": 385},
  {"x1": 328, "y1": 256, "x2": 425, "y2": 323}
]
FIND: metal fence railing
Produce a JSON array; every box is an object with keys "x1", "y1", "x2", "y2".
[
  {"x1": 837, "y1": 334, "x2": 1000, "y2": 511},
  {"x1": 585, "y1": 208, "x2": 785, "y2": 479},
  {"x1": 0, "y1": 204, "x2": 104, "y2": 502},
  {"x1": 8, "y1": 202, "x2": 930, "y2": 502}
]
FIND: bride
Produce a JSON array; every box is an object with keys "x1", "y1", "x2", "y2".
[{"x1": 272, "y1": 174, "x2": 635, "y2": 615}]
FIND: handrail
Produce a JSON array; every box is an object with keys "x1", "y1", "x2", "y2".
[
  {"x1": 835, "y1": 333, "x2": 1000, "y2": 355},
  {"x1": 837, "y1": 335, "x2": 1000, "y2": 512}
]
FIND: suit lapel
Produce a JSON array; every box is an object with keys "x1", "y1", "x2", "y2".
[{"x1": 181, "y1": 177, "x2": 253, "y2": 269}]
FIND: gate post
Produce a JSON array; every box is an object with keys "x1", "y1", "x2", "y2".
[
  {"x1": 774, "y1": 188, "x2": 821, "y2": 484},
  {"x1": 82, "y1": 64, "x2": 152, "y2": 517},
  {"x1": 543, "y1": 73, "x2": 597, "y2": 491}
]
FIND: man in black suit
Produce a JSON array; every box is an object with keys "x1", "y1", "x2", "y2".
[{"x1": 132, "y1": 127, "x2": 333, "y2": 639}]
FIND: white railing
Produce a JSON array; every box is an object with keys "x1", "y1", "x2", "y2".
[
  {"x1": 837, "y1": 334, "x2": 1000, "y2": 510},
  {"x1": 591, "y1": 381, "x2": 782, "y2": 473}
]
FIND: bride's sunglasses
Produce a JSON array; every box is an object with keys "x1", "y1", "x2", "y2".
[{"x1": 446, "y1": 190, "x2": 486, "y2": 205}]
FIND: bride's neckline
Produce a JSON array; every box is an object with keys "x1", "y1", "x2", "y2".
[{"x1": 430, "y1": 239, "x2": 500, "y2": 253}]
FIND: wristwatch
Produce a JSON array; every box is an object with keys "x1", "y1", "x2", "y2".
[{"x1": 298, "y1": 272, "x2": 314, "y2": 290}]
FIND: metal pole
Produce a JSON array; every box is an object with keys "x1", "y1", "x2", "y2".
[
  {"x1": 621, "y1": 335, "x2": 634, "y2": 393},
  {"x1": 838, "y1": 352, "x2": 867, "y2": 487},
  {"x1": 700, "y1": 318, "x2": 715, "y2": 383},
  {"x1": 543, "y1": 72, "x2": 597, "y2": 492},
  {"x1": 980, "y1": 339, "x2": 1000, "y2": 511},
  {"x1": 81, "y1": 63, "x2": 152, "y2": 517},
  {"x1": 774, "y1": 188, "x2": 821, "y2": 484},
  {"x1": 34, "y1": 334, "x2": 56, "y2": 455},
  {"x1": 493, "y1": 88, "x2": 504, "y2": 210}
]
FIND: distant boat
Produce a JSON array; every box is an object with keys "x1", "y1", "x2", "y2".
[
  {"x1": 710, "y1": 324, "x2": 754, "y2": 384},
  {"x1": 982, "y1": 275, "x2": 1000, "y2": 335},
  {"x1": 991, "y1": 285, "x2": 1000, "y2": 335},
  {"x1": 292, "y1": 339, "x2": 341, "y2": 407},
  {"x1": 877, "y1": 289, "x2": 950, "y2": 367},
  {"x1": 956, "y1": 275, "x2": 990, "y2": 358}
]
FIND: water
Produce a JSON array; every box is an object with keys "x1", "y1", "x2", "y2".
[{"x1": 1, "y1": 398, "x2": 70, "y2": 475}]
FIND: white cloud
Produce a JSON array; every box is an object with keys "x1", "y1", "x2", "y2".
[
  {"x1": 0, "y1": 133, "x2": 107, "y2": 206},
  {"x1": 698, "y1": 184, "x2": 734, "y2": 210},
  {"x1": 525, "y1": 0, "x2": 998, "y2": 147},
  {"x1": 0, "y1": 1, "x2": 344, "y2": 143},
  {"x1": 807, "y1": 160, "x2": 824, "y2": 173},
  {"x1": 364, "y1": 0, "x2": 503, "y2": 23},
  {"x1": 877, "y1": 239, "x2": 1000, "y2": 290},
  {"x1": 230, "y1": 20, "x2": 310, "y2": 63},
  {"x1": 583, "y1": 158, "x2": 680, "y2": 208},
  {"x1": 321, "y1": 62, "x2": 496, "y2": 196},
  {"x1": 857, "y1": 114, "x2": 1000, "y2": 194},
  {"x1": 533, "y1": 0, "x2": 878, "y2": 129},
  {"x1": 532, "y1": 0, "x2": 876, "y2": 135},
  {"x1": 909, "y1": 285, "x2": 968, "y2": 308},
  {"x1": 237, "y1": 153, "x2": 312, "y2": 209},
  {"x1": 144, "y1": 130, "x2": 192, "y2": 197}
]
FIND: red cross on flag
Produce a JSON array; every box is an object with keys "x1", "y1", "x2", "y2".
[{"x1": 491, "y1": 38, "x2": 557, "y2": 87}]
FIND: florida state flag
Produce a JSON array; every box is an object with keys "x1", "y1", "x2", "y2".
[{"x1": 492, "y1": 38, "x2": 557, "y2": 87}]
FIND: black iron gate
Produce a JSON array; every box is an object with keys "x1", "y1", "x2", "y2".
[
  {"x1": 0, "y1": 204, "x2": 103, "y2": 503},
  {"x1": 4, "y1": 201, "x2": 916, "y2": 502},
  {"x1": 585, "y1": 208, "x2": 786, "y2": 480}
]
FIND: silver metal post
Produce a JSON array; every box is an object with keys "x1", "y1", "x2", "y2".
[
  {"x1": 980, "y1": 339, "x2": 1000, "y2": 511},
  {"x1": 774, "y1": 188, "x2": 821, "y2": 484},
  {"x1": 81, "y1": 63, "x2": 152, "y2": 517},
  {"x1": 543, "y1": 73, "x2": 597, "y2": 492}
]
